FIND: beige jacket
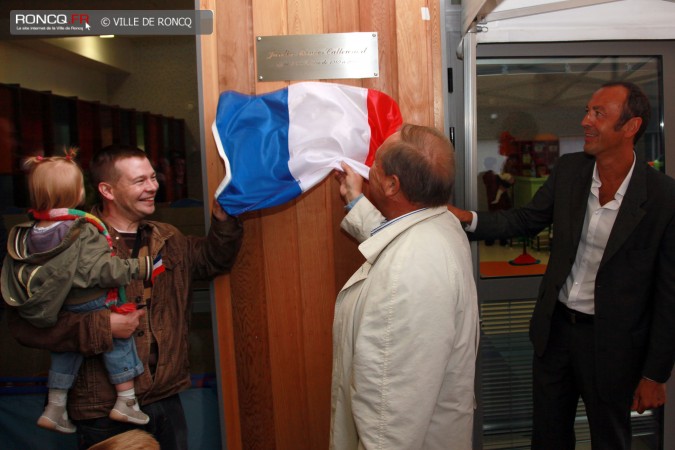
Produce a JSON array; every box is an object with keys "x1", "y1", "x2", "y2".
[{"x1": 330, "y1": 198, "x2": 479, "y2": 450}]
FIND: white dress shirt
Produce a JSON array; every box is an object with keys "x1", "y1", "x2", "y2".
[
  {"x1": 559, "y1": 155, "x2": 635, "y2": 314},
  {"x1": 466, "y1": 154, "x2": 636, "y2": 315}
]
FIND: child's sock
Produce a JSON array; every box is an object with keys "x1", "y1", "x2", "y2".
[
  {"x1": 118, "y1": 388, "x2": 142, "y2": 412},
  {"x1": 48, "y1": 388, "x2": 68, "y2": 405}
]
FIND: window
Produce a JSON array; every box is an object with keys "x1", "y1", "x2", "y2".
[{"x1": 476, "y1": 55, "x2": 663, "y2": 449}]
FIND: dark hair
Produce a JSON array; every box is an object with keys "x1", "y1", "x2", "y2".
[
  {"x1": 601, "y1": 81, "x2": 651, "y2": 143},
  {"x1": 380, "y1": 123, "x2": 455, "y2": 207},
  {"x1": 90, "y1": 144, "x2": 149, "y2": 190}
]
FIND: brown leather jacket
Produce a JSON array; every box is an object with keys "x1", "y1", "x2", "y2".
[{"x1": 8, "y1": 211, "x2": 243, "y2": 419}]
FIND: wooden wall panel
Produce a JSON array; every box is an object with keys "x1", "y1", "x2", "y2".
[
  {"x1": 360, "y1": 0, "x2": 399, "y2": 98},
  {"x1": 324, "y1": 0, "x2": 359, "y2": 33},
  {"x1": 296, "y1": 189, "x2": 337, "y2": 449},
  {"x1": 250, "y1": 1, "x2": 306, "y2": 449},
  {"x1": 200, "y1": 2, "x2": 268, "y2": 450},
  {"x1": 396, "y1": 0, "x2": 431, "y2": 124},
  {"x1": 200, "y1": 1, "x2": 444, "y2": 449},
  {"x1": 286, "y1": 2, "x2": 336, "y2": 449},
  {"x1": 259, "y1": 203, "x2": 307, "y2": 450},
  {"x1": 429, "y1": 0, "x2": 445, "y2": 131},
  {"x1": 230, "y1": 214, "x2": 275, "y2": 450}
]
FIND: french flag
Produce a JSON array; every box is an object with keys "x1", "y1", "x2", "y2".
[{"x1": 212, "y1": 82, "x2": 403, "y2": 216}]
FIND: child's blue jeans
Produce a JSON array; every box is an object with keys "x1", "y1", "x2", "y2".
[{"x1": 48, "y1": 295, "x2": 144, "y2": 389}]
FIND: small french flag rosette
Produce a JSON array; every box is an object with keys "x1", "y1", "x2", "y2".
[{"x1": 151, "y1": 253, "x2": 165, "y2": 283}]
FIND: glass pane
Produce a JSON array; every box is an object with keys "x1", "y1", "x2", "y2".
[
  {"x1": 99, "y1": 105, "x2": 113, "y2": 147},
  {"x1": 476, "y1": 56, "x2": 662, "y2": 280},
  {"x1": 0, "y1": 31, "x2": 220, "y2": 448},
  {"x1": 481, "y1": 298, "x2": 535, "y2": 450},
  {"x1": 477, "y1": 56, "x2": 663, "y2": 449},
  {"x1": 51, "y1": 96, "x2": 72, "y2": 153}
]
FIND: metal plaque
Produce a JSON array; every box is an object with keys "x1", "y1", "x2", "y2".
[{"x1": 256, "y1": 32, "x2": 379, "y2": 82}]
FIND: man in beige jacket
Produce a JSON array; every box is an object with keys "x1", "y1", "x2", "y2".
[{"x1": 331, "y1": 124, "x2": 479, "y2": 449}]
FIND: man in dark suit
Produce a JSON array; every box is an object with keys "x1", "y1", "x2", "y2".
[{"x1": 449, "y1": 82, "x2": 675, "y2": 449}]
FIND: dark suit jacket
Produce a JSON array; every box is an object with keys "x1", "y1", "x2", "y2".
[{"x1": 471, "y1": 151, "x2": 675, "y2": 401}]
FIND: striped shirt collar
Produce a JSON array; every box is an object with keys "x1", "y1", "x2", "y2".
[{"x1": 370, "y1": 208, "x2": 429, "y2": 236}]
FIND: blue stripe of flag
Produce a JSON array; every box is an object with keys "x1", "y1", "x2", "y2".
[{"x1": 214, "y1": 88, "x2": 302, "y2": 215}]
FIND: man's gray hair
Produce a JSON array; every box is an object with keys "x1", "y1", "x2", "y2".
[{"x1": 380, "y1": 124, "x2": 455, "y2": 207}]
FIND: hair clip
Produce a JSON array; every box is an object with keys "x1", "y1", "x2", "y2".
[{"x1": 65, "y1": 147, "x2": 78, "y2": 161}]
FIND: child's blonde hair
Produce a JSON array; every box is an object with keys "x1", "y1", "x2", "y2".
[
  {"x1": 87, "y1": 429, "x2": 160, "y2": 450},
  {"x1": 23, "y1": 148, "x2": 84, "y2": 211}
]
